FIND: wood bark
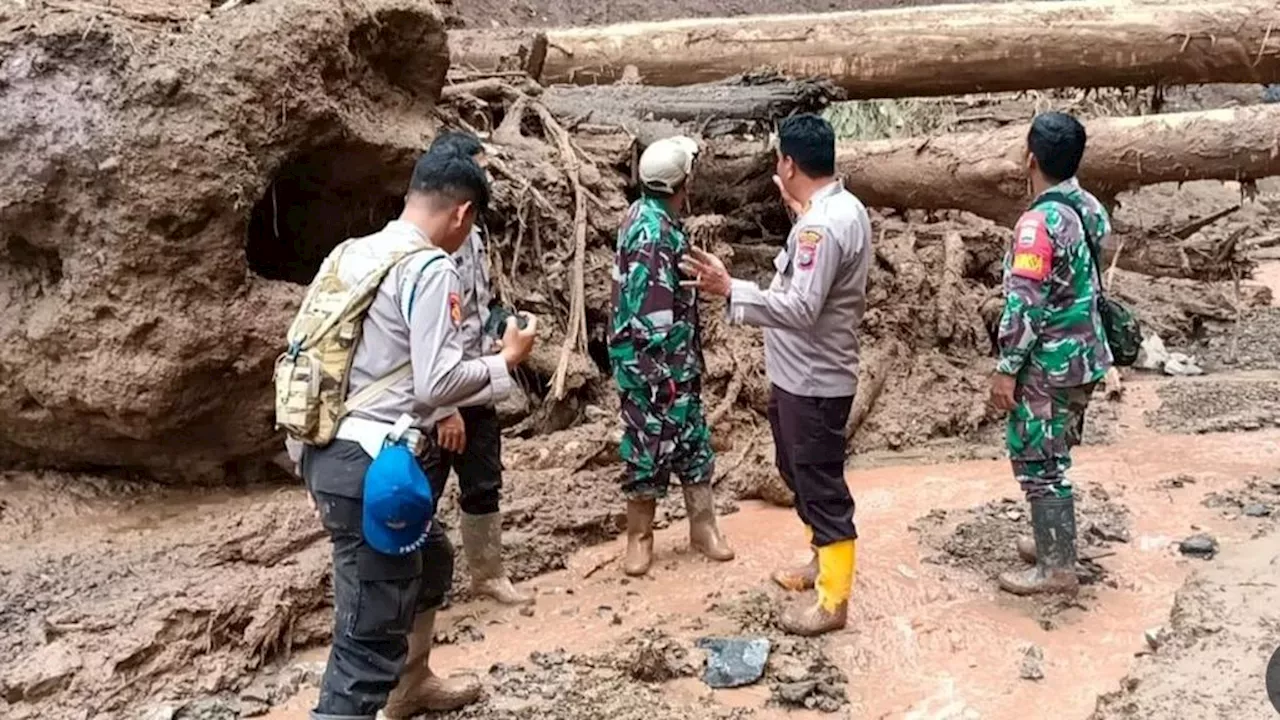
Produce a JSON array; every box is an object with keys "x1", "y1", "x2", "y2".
[
  {"x1": 833, "y1": 104, "x2": 1280, "y2": 226},
  {"x1": 541, "y1": 73, "x2": 843, "y2": 140},
  {"x1": 449, "y1": 29, "x2": 547, "y2": 77},
  {"x1": 532, "y1": 0, "x2": 1280, "y2": 97}
]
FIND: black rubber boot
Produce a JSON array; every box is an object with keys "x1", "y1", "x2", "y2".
[{"x1": 998, "y1": 494, "x2": 1079, "y2": 596}]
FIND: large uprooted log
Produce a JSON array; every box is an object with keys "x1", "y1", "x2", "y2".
[
  {"x1": 697, "y1": 104, "x2": 1280, "y2": 235},
  {"x1": 836, "y1": 104, "x2": 1280, "y2": 226},
  {"x1": 457, "y1": 0, "x2": 1280, "y2": 97}
]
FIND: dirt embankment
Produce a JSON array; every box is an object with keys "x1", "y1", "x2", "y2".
[
  {"x1": 0, "y1": 0, "x2": 448, "y2": 481},
  {"x1": 1090, "y1": 530, "x2": 1280, "y2": 720}
]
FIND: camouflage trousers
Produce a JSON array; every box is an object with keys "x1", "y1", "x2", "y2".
[
  {"x1": 618, "y1": 382, "x2": 714, "y2": 499},
  {"x1": 1006, "y1": 380, "x2": 1098, "y2": 501}
]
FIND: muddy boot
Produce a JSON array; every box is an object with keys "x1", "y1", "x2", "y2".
[
  {"x1": 382, "y1": 610, "x2": 482, "y2": 718},
  {"x1": 460, "y1": 511, "x2": 533, "y2": 606},
  {"x1": 780, "y1": 539, "x2": 856, "y2": 637},
  {"x1": 682, "y1": 483, "x2": 734, "y2": 562},
  {"x1": 1015, "y1": 536, "x2": 1036, "y2": 564},
  {"x1": 623, "y1": 498, "x2": 657, "y2": 576},
  {"x1": 998, "y1": 495, "x2": 1080, "y2": 596},
  {"x1": 772, "y1": 524, "x2": 817, "y2": 591}
]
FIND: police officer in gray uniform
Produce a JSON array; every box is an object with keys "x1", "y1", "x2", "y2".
[
  {"x1": 301, "y1": 151, "x2": 539, "y2": 720},
  {"x1": 425, "y1": 131, "x2": 531, "y2": 606},
  {"x1": 683, "y1": 113, "x2": 870, "y2": 637}
]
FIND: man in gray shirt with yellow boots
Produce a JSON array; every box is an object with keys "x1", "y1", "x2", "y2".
[{"x1": 683, "y1": 114, "x2": 871, "y2": 637}]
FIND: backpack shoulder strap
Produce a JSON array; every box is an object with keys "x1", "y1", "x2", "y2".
[
  {"x1": 398, "y1": 249, "x2": 450, "y2": 324},
  {"x1": 343, "y1": 362, "x2": 412, "y2": 414},
  {"x1": 1032, "y1": 191, "x2": 1106, "y2": 289}
]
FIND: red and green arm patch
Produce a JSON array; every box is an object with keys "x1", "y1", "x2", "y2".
[{"x1": 1010, "y1": 211, "x2": 1053, "y2": 281}]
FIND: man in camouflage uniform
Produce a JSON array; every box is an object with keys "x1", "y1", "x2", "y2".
[
  {"x1": 608, "y1": 135, "x2": 734, "y2": 577},
  {"x1": 990, "y1": 111, "x2": 1113, "y2": 596}
]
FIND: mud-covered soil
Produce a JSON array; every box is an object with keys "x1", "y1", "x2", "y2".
[
  {"x1": 0, "y1": 434, "x2": 747, "y2": 718},
  {"x1": 1089, "y1": 530, "x2": 1280, "y2": 720},
  {"x1": 1145, "y1": 379, "x2": 1280, "y2": 435},
  {"x1": 1196, "y1": 307, "x2": 1280, "y2": 372},
  {"x1": 1201, "y1": 474, "x2": 1280, "y2": 530},
  {"x1": 0, "y1": 473, "x2": 330, "y2": 720},
  {"x1": 432, "y1": 590, "x2": 849, "y2": 719},
  {"x1": 913, "y1": 485, "x2": 1132, "y2": 581}
]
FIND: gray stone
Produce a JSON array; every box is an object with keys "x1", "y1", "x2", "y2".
[
  {"x1": 1019, "y1": 645, "x2": 1044, "y2": 681},
  {"x1": 696, "y1": 636, "x2": 770, "y2": 689},
  {"x1": 1179, "y1": 534, "x2": 1218, "y2": 558},
  {"x1": 1243, "y1": 503, "x2": 1271, "y2": 517}
]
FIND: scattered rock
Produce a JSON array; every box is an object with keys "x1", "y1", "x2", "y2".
[
  {"x1": 696, "y1": 636, "x2": 770, "y2": 688},
  {"x1": 1144, "y1": 626, "x2": 1165, "y2": 651},
  {"x1": 777, "y1": 680, "x2": 818, "y2": 704},
  {"x1": 237, "y1": 680, "x2": 273, "y2": 717},
  {"x1": 174, "y1": 697, "x2": 239, "y2": 720},
  {"x1": 1, "y1": 640, "x2": 81, "y2": 703},
  {"x1": 1242, "y1": 503, "x2": 1271, "y2": 517},
  {"x1": 1019, "y1": 644, "x2": 1045, "y2": 681},
  {"x1": 773, "y1": 658, "x2": 810, "y2": 684},
  {"x1": 1179, "y1": 534, "x2": 1219, "y2": 559},
  {"x1": 623, "y1": 629, "x2": 696, "y2": 682}
]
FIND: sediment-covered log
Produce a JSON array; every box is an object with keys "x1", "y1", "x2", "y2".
[
  {"x1": 804, "y1": 105, "x2": 1280, "y2": 227},
  {"x1": 449, "y1": 28, "x2": 548, "y2": 77},
  {"x1": 529, "y1": 0, "x2": 1280, "y2": 97},
  {"x1": 541, "y1": 72, "x2": 844, "y2": 140}
]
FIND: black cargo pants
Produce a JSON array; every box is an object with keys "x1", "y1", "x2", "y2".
[
  {"x1": 768, "y1": 385, "x2": 857, "y2": 546},
  {"x1": 302, "y1": 438, "x2": 453, "y2": 719},
  {"x1": 441, "y1": 405, "x2": 504, "y2": 516}
]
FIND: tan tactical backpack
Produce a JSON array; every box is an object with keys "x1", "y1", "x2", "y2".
[{"x1": 273, "y1": 239, "x2": 441, "y2": 445}]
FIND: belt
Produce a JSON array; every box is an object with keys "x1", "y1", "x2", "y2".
[{"x1": 334, "y1": 414, "x2": 428, "y2": 460}]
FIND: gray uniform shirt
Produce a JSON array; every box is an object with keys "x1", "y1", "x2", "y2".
[
  {"x1": 345, "y1": 220, "x2": 512, "y2": 428},
  {"x1": 451, "y1": 226, "x2": 494, "y2": 360},
  {"x1": 728, "y1": 180, "x2": 871, "y2": 398}
]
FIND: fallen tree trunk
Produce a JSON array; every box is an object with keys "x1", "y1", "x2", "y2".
[
  {"x1": 812, "y1": 104, "x2": 1280, "y2": 227},
  {"x1": 530, "y1": 0, "x2": 1280, "y2": 97},
  {"x1": 449, "y1": 29, "x2": 547, "y2": 77},
  {"x1": 541, "y1": 72, "x2": 844, "y2": 140}
]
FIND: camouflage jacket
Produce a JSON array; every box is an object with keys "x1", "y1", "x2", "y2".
[
  {"x1": 608, "y1": 197, "x2": 703, "y2": 392},
  {"x1": 997, "y1": 178, "x2": 1114, "y2": 386}
]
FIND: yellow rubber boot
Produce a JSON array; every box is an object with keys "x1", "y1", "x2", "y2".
[
  {"x1": 780, "y1": 539, "x2": 855, "y2": 636},
  {"x1": 772, "y1": 524, "x2": 818, "y2": 592}
]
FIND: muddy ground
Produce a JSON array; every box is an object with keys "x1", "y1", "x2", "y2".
[{"x1": 5, "y1": 0, "x2": 1280, "y2": 719}]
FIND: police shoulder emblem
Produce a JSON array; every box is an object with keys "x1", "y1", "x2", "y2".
[
  {"x1": 448, "y1": 292, "x2": 462, "y2": 326},
  {"x1": 796, "y1": 228, "x2": 824, "y2": 270}
]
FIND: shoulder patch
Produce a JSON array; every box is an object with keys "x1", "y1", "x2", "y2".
[
  {"x1": 1011, "y1": 211, "x2": 1052, "y2": 282},
  {"x1": 795, "y1": 228, "x2": 826, "y2": 270},
  {"x1": 448, "y1": 292, "x2": 462, "y2": 326}
]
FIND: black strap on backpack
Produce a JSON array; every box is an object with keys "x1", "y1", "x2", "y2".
[
  {"x1": 1031, "y1": 190, "x2": 1142, "y2": 366},
  {"x1": 1034, "y1": 190, "x2": 1105, "y2": 289}
]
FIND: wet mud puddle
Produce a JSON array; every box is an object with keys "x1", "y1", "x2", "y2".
[{"x1": 261, "y1": 380, "x2": 1280, "y2": 720}]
